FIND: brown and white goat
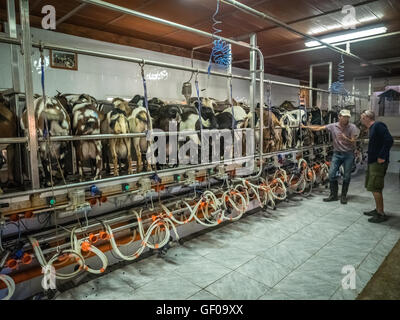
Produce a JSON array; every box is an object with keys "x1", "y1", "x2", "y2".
[
  {"x1": 0, "y1": 96, "x2": 17, "y2": 193},
  {"x1": 72, "y1": 102, "x2": 102, "y2": 181},
  {"x1": 101, "y1": 106, "x2": 133, "y2": 176},
  {"x1": 251, "y1": 110, "x2": 283, "y2": 153},
  {"x1": 128, "y1": 106, "x2": 151, "y2": 172},
  {"x1": 21, "y1": 96, "x2": 71, "y2": 186}
]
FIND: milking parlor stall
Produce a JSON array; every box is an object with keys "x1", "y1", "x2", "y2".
[{"x1": 0, "y1": 0, "x2": 399, "y2": 301}]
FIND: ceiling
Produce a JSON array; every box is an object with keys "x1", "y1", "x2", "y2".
[{"x1": 1, "y1": 0, "x2": 400, "y2": 83}]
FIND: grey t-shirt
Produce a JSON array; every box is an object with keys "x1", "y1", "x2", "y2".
[{"x1": 325, "y1": 122, "x2": 360, "y2": 152}]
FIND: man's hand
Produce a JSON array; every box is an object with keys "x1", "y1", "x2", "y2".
[
  {"x1": 301, "y1": 124, "x2": 307, "y2": 129},
  {"x1": 377, "y1": 158, "x2": 385, "y2": 164}
]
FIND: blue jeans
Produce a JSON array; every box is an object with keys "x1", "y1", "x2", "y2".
[{"x1": 329, "y1": 151, "x2": 354, "y2": 184}]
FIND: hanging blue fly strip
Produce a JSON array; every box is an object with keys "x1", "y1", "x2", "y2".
[{"x1": 208, "y1": 0, "x2": 232, "y2": 75}]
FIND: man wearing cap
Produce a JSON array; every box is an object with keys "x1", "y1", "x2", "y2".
[
  {"x1": 360, "y1": 110, "x2": 393, "y2": 223},
  {"x1": 302, "y1": 109, "x2": 359, "y2": 204}
]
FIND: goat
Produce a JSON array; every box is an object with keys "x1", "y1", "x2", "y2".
[
  {"x1": 253, "y1": 109, "x2": 283, "y2": 153},
  {"x1": 128, "y1": 106, "x2": 152, "y2": 173},
  {"x1": 0, "y1": 95, "x2": 17, "y2": 193},
  {"x1": 101, "y1": 107, "x2": 133, "y2": 176},
  {"x1": 180, "y1": 98, "x2": 218, "y2": 145},
  {"x1": 222, "y1": 105, "x2": 250, "y2": 129},
  {"x1": 21, "y1": 96, "x2": 71, "y2": 187},
  {"x1": 72, "y1": 102, "x2": 102, "y2": 181},
  {"x1": 112, "y1": 98, "x2": 133, "y2": 117}
]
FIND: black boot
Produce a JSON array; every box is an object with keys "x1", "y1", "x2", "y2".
[
  {"x1": 323, "y1": 180, "x2": 339, "y2": 202},
  {"x1": 341, "y1": 182, "x2": 349, "y2": 204}
]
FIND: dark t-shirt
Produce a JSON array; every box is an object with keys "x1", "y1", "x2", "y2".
[{"x1": 368, "y1": 121, "x2": 394, "y2": 164}]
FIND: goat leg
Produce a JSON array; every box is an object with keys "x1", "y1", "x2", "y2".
[
  {"x1": 125, "y1": 138, "x2": 133, "y2": 175},
  {"x1": 6, "y1": 144, "x2": 16, "y2": 187},
  {"x1": 133, "y1": 138, "x2": 142, "y2": 173},
  {"x1": 41, "y1": 157, "x2": 52, "y2": 187},
  {"x1": 78, "y1": 145, "x2": 84, "y2": 182},
  {"x1": 94, "y1": 141, "x2": 102, "y2": 180},
  {"x1": 146, "y1": 143, "x2": 153, "y2": 172},
  {"x1": 111, "y1": 140, "x2": 119, "y2": 176}
]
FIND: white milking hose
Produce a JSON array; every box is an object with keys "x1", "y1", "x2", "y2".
[
  {"x1": 234, "y1": 184, "x2": 250, "y2": 206},
  {"x1": 222, "y1": 189, "x2": 247, "y2": 221},
  {"x1": 0, "y1": 274, "x2": 15, "y2": 300},
  {"x1": 28, "y1": 236, "x2": 48, "y2": 268},
  {"x1": 46, "y1": 249, "x2": 85, "y2": 280},
  {"x1": 241, "y1": 180, "x2": 262, "y2": 207},
  {"x1": 29, "y1": 235, "x2": 86, "y2": 280},
  {"x1": 273, "y1": 168, "x2": 287, "y2": 183},
  {"x1": 70, "y1": 228, "x2": 108, "y2": 274},
  {"x1": 270, "y1": 177, "x2": 287, "y2": 200},
  {"x1": 105, "y1": 222, "x2": 146, "y2": 261}
]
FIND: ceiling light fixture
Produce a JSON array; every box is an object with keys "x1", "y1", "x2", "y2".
[{"x1": 305, "y1": 26, "x2": 387, "y2": 47}]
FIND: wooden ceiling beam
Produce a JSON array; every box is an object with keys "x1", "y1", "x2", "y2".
[
  {"x1": 103, "y1": 0, "x2": 158, "y2": 27},
  {"x1": 0, "y1": 12, "x2": 212, "y2": 63},
  {"x1": 152, "y1": 0, "x2": 272, "y2": 43},
  {"x1": 234, "y1": 0, "x2": 380, "y2": 40},
  {"x1": 30, "y1": 0, "x2": 44, "y2": 12}
]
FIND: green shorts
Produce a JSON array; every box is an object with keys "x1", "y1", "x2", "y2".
[{"x1": 365, "y1": 162, "x2": 388, "y2": 192}]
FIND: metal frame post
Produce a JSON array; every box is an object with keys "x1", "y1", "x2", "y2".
[
  {"x1": 249, "y1": 33, "x2": 257, "y2": 128},
  {"x1": 6, "y1": 0, "x2": 24, "y2": 185},
  {"x1": 227, "y1": 44, "x2": 232, "y2": 103},
  {"x1": 309, "y1": 62, "x2": 332, "y2": 110},
  {"x1": 19, "y1": 0, "x2": 40, "y2": 190},
  {"x1": 352, "y1": 75, "x2": 373, "y2": 113}
]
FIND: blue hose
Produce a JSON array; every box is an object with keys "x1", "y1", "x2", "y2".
[
  {"x1": 208, "y1": 0, "x2": 231, "y2": 74},
  {"x1": 330, "y1": 55, "x2": 348, "y2": 95}
]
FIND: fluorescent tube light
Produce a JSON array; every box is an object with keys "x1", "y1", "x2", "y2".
[{"x1": 305, "y1": 26, "x2": 387, "y2": 47}]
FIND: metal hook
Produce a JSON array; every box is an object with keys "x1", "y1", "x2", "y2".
[{"x1": 139, "y1": 59, "x2": 146, "y2": 77}]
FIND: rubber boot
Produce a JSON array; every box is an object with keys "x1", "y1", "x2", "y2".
[
  {"x1": 340, "y1": 182, "x2": 349, "y2": 204},
  {"x1": 323, "y1": 180, "x2": 339, "y2": 202}
]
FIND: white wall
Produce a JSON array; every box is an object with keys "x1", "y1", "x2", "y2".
[{"x1": 0, "y1": 26, "x2": 299, "y2": 106}]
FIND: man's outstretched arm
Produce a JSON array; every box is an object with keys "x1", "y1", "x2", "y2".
[{"x1": 302, "y1": 124, "x2": 327, "y2": 131}]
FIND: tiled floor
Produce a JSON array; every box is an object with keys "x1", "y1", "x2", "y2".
[{"x1": 56, "y1": 173, "x2": 400, "y2": 300}]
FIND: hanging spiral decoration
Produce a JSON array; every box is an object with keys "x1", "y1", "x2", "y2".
[
  {"x1": 330, "y1": 54, "x2": 348, "y2": 96},
  {"x1": 208, "y1": 0, "x2": 232, "y2": 73}
]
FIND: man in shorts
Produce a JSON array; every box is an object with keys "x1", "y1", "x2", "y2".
[
  {"x1": 360, "y1": 110, "x2": 394, "y2": 223},
  {"x1": 303, "y1": 109, "x2": 359, "y2": 204}
]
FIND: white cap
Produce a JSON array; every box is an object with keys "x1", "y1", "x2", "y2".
[{"x1": 339, "y1": 109, "x2": 351, "y2": 117}]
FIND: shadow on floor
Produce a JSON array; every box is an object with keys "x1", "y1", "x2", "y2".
[{"x1": 357, "y1": 239, "x2": 400, "y2": 300}]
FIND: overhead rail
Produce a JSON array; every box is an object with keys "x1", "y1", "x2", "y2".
[
  {"x1": 221, "y1": 0, "x2": 391, "y2": 74},
  {"x1": 0, "y1": 35, "x2": 369, "y2": 100},
  {"x1": 233, "y1": 30, "x2": 400, "y2": 63}
]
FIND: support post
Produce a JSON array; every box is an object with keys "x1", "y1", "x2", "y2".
[
  {"x1": 19, "y1": 0, "x2": 40, "y2": 190},
  {"x1": 249, "y1": 33, "x2": 256, "y2": 128},
  {"x1": 6, "y1": 0, "x2": 24, "y2": 185},
  {"x1": 309, "y1": 65, "x2": 313, "y2": 108},
  {"x1": 352, "y1": 75, "x2": 373, "y2": 111},
  {"x1": 227, "y1": 44, "x2": 232, "y2": 104},
  {"x1": 309, "y1": 62, "x2": 333, "y2": 110},
  {"x1": 328, "y1": 62, "x2": 332, "y2": 111}
]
